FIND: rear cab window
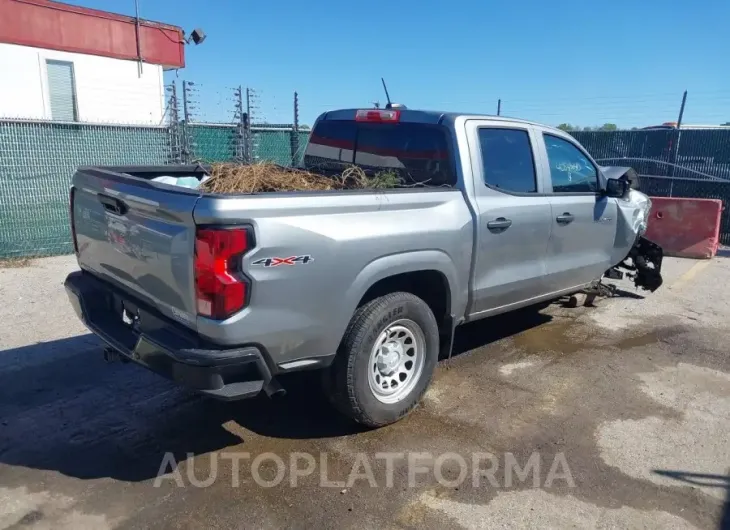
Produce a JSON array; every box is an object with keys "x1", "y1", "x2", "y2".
[{"x1": 303, "y1": 119, "x2": 456, "y2": 187}]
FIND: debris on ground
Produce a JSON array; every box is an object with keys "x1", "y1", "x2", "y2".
[
  {"x1": 0, "y1": 257, "x2": 33, "y2": 269},
  {"x1": 199, "y1": 162, "x2": 400, "y2": 194}
]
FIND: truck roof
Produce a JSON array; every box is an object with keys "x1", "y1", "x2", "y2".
[{"x1": 320, "y1": 108, "x2": 560, "y2": 133}]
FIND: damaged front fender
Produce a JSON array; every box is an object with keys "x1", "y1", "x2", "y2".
[
  {"x1": 610, "y1": 236, "x2": 664, "y2": 292},
  {"x1": 602, "y1": 166, "x2": 663, "y2": 292}
]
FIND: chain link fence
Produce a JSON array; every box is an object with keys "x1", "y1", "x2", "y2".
[
  {"x1": 0, "y1": 118, "x2": 309, "y2": 259},
  {"x1": 572, "y1": 128, "x2": 730, "y2": 245},
  {"x1": 4, "y1": 113, "x2": 728, "y2": 258},
  {"x1": 572, "y1": 128, "x2": 730, "y2": 180},
  {"x1": 0, "y1": 119, "x2": 173, "y2": 258},
  {"x1": 186, "y1": 124, "x2": 309, "y2": 165}
]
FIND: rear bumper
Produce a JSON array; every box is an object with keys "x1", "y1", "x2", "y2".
[{"x1": 64, "y1": 270, "x2": 275, "y2": 401}]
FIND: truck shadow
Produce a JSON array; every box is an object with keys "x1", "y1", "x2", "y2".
[
  {"x1": 0, "y1": 305, "x2": 554, "y2": 483},
  {"x1": 652, "y1": 470, "x2": 730, "y2": 529},
  {"x1": 451, "y1": 305, "x2": 553, "y2": 357}
]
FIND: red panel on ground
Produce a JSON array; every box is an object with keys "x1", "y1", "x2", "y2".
[
  {"x1": 0, "y1": 0, "x2": 184, "y2": 68},
  {"x1": 645, "y1": 197, "x2": 722, "y2": 259}
]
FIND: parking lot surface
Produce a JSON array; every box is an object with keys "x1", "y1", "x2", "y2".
[{"x1": 1, "y1": 255, "x2": 728, "y2": 529}]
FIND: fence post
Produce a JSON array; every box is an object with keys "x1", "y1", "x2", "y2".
[
  {"x1": 234, "y1": 85, "x2": 247, "y2": 163},
  {"x1": 246, "y1": 87, "x2": 255, "y2": 162},
  {"x1": 166, "y1": 81, "x2": 183, "y2": 164},
  {"x1": 670, "y1": 90, "x2": 687, "y2": 177},
  {"x1": 242, "y1": 112, "x2": 250, "y2": 163},
  {"x1": 290, "y1": 91, "x2": 300, "y2": 166},
  {"x1": 181, "y1": 80, "x2": 192, "y2": 164}
]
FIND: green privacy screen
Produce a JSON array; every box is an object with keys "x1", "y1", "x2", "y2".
[
  {"x1": 188, "y1": 124, "x2": 237, "y2": 162},
  {"x1": 187, "y1": 124, "x2": 310, "y2": 165},
  {"x1": 0, "y1": 119, "x2": 309, "y2": 258},
  {"x1": 6, "y1": 118, "x2": 730, "y2": 259},
  {"x1": 0, "y1": 120, "x2": 171, "y2": 258}
]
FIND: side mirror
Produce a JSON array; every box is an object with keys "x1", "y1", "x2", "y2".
[{"x1": 604, "y1": 178, "x2": 629, "y2": 198}]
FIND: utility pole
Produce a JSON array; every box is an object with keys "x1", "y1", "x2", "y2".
[
  {"x1": 169, "y1": 82, "x2": 179, "y2": 124},
  {"x1": 291, "y1": 91, "x2": 300, "y2": 166},
  {"x1": 245, "y1": 87, "x2": 259, "y2": 123},
  {"x1": 245, "y1": 88, "x2": 259, "y2": 162},
  {"x1": 670, "y1": 90, "x2": 687, "y2": 178},
  {"x1": 182, "y1": 80, "x2": 190, "y2": 123},
  {"x1": 167, "y1": 82, "x2": 182, "y2": 163},
  {"x1": 234, "y1": 85, "x2": 246, "y2": 162},
  {"x1": 181, "y1": 80, "x2": 192, "y2": 163},
  {"x1": 497, "y1": 99, "x2": 501, "y2": 116},
  {"x1": 676, "y1": 90, "x2": 687, "y2": 129}
]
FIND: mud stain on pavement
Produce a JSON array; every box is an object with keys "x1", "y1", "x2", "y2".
[
  {"x1": 0, "y1": 486, "x2": 113, "y2": 530},
  {"x1": 509, "y1": 318, "x2": 589, "y2": 356},
  {"x1": 597, "y1": 362, "x2": 730, "y2": 500},
  {"x1": 394, "y1": 318, "x2": 727, "y2": 529},
  {"x1": 411, "y1": 489, "x2": 700, "y2": 529}
]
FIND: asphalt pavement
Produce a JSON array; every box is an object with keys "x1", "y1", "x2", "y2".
[{"x1": 0, "y1": 255, "x2": 728, "y2": 529}]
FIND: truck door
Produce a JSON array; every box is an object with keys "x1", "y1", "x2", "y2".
[
  {"x1": 535, "y1": 131, "x2": 617, "y2": 291},
  {"x1": 465, "y1": 120, "x2": 553, "y2": 313}
]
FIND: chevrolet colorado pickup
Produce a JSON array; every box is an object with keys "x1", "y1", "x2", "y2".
[{"x1": 64, "y1": 108, "x2": 662, "y2": 427}]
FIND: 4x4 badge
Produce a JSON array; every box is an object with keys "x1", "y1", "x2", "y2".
[{"x1": 251, "y1": 255, "x2": 314, "y2": 267}]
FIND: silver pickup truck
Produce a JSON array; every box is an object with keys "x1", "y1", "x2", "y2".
[{"x1": 64, "y1": 108, "x2": 662, "y2": 427}]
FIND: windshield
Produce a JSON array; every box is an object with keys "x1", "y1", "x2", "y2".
[{"x1": 302, "y1": 120, "x2": 456, "y2": 187}]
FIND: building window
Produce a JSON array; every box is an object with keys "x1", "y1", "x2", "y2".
[{"x1": 46, "y1": 60, "x2": 78, "y2": 121}]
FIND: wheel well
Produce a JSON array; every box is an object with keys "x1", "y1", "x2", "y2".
[{"x1": 358, "y1": 270, "x2": 454, "y2": 358}]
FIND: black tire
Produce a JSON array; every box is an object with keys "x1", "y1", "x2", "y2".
[{"x1": 323, "y1": 292, "x2": 440, "y2": 427}]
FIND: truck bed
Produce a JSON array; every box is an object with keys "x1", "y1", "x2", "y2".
[{"x1": 71, "y1": 164, "x2": 473, "y2": 367}]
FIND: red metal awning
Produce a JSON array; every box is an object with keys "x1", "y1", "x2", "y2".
[{"x1": 0, "y1": 0, "x2": 185, "y2": 68}]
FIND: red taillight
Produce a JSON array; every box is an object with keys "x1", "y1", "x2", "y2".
[
  {"x1": 194, "y1": 228, "x2": 250, "y2": 319},
  {"x1": 355, "y1": 109, "x2": 400, "y2": 123},
  {"x1": 69, "y1": 187, "x2": 79, "y2": 255}
]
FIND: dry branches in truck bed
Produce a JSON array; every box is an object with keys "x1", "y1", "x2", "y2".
[{"x1": 199, "y1": 162, "x2": 400, "y2": 194}]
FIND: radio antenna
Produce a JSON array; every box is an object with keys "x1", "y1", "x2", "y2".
[{"x1": 381, "y1": 78, "x2": 392, "y2": 109}]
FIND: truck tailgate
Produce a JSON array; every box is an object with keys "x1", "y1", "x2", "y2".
[{"x1": 72, "y1": 168, "x2": 200, "y2": 329}]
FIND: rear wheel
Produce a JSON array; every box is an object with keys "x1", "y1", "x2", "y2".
[{"x1": 324, "y1": 292, "x2": 439, "y2": 427}]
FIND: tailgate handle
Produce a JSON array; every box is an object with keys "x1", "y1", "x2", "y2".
[{"x1": 98, "y1": 194, "x2": 128, "y2": 215}]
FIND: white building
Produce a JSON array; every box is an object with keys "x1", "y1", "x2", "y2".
[
  {"x1": 0, "y1": 43, "x2": 168, "y2": 124},
  {"x1": 0, "y1": 0, "x2": 185, "y2": 125}
]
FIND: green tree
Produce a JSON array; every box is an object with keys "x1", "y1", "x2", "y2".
[
  {"x1": 557, "y1": 123, "x2": 574, "y2": 131},
  {"x1": 599, "y1": 123, "x2": 618, "y2": 131}
]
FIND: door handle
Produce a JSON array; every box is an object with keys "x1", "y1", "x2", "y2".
[
  {"x1": 556, "y1": 212, "x2": 574, "y2": 225},
  {"x1": 98, "y1": 194, "x2": 128, "y2": 215},
  {"x1": 487, "y1": 217, "x2": 512, "y2": 230}
]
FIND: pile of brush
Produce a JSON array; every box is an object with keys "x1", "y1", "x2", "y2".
[{"x1": 199, "y1": 162, "x2": 400, "y2": 194}]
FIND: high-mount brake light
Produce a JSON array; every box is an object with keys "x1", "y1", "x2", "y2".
[
  {"x1": 355, "y1": 109, "x2": 401, "y2": 123},
  {"x1": 194, "y1": 227, "x2": 251, "y2": 319}
]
